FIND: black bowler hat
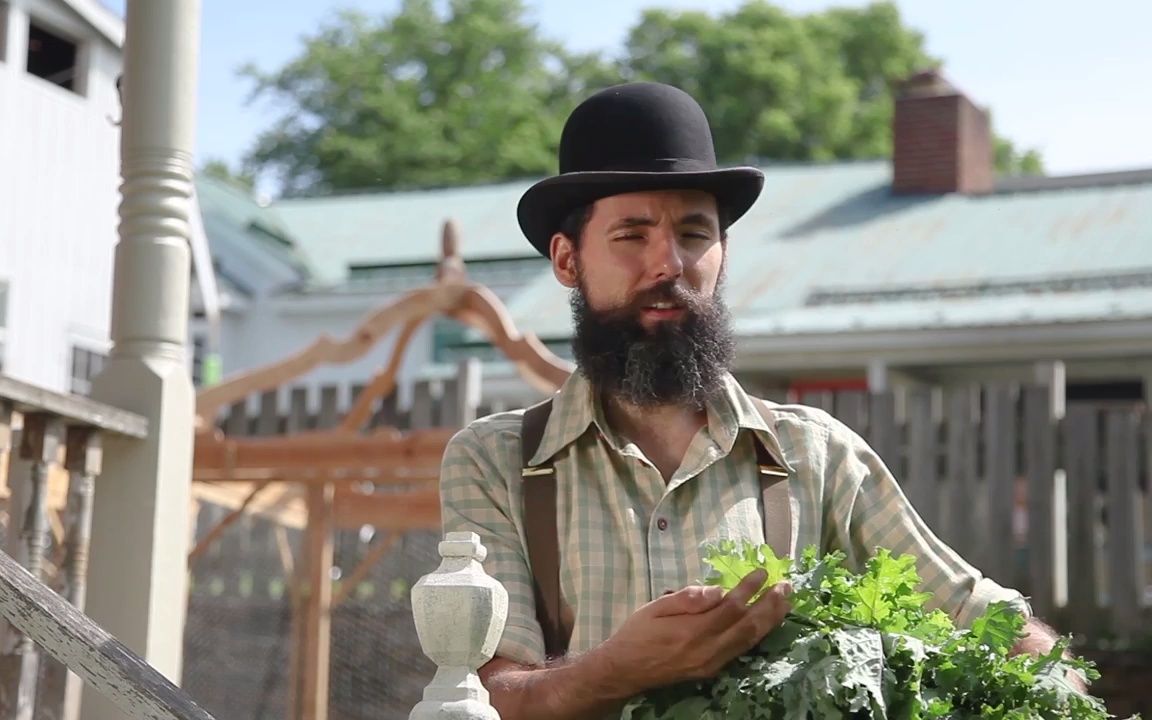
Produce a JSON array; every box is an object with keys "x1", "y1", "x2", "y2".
[{"x1": 516, "y1": 82, "x2": 765, "y2": 258}]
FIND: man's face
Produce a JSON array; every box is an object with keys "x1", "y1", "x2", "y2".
[{"x1": 549, "y1": 189, "x2": 735, "y2": 408}]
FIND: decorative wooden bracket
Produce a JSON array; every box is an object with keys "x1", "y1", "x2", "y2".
[{"x1": 194, "y1": 218, "x2": 573, "y2": 432}]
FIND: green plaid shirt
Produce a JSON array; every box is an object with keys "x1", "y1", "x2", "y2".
[{"x1": 439, "y1": 371, "x2": 1030, "y2": 667}]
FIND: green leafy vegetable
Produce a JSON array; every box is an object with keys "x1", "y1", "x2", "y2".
[{"x1": 621, "y1": 542, "x2": 1138, "y2": 720}]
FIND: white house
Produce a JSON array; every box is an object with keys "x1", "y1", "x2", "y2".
[
  {"x1": 196, "y1": 71, "x2": 1152, "y2": 420},
  {"x1": 0, "y1": 0, "x2": 124, "y2": 394},
  {"x1": 502, "y1": 74, "x2": 1152, "y2": 405}
]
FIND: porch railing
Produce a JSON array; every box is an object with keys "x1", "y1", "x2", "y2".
[{"x1": 0, "y1": 374, "x2": 214, "y2": 720}]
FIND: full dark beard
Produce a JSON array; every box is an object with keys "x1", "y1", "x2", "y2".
[{"x1": 569, "y1": 275, "x2": 735, "y2": 409}]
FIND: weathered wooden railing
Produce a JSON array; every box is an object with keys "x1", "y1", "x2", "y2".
[{"x1": 0, "y1": 374, "x2": 214, "y2": 720}]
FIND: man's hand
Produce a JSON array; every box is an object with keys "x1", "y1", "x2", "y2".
[
  {"x1": 478, "y1": 569, "x2": 791, "y2": 720},
  {"x1": 591, "y1": 568, "x2": 792, "y2": 695}
]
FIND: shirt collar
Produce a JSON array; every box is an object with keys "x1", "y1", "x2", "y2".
[{"x1": 527, "y1": 371, "x2": 777, "y2": 466}]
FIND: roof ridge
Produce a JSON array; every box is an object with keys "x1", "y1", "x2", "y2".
[
  {"x1": 995, "y1": 167, "x2": 1152, "y2": 194},
  {"x1": 807, "y1": 268, "x2": 1152, "y2": 307}
]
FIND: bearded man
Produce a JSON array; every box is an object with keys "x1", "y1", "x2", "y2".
[{"x1": 438, "y1": 82, "x2": 1067, "y2": 719}]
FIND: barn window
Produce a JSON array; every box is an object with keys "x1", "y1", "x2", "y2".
[
  {"x1": 70, "y1": 345, "x2": 106, "y2": 396},
  {"x1": 0, "y1": 4, "x2": 10, "y2": 64},
  {"x1": 26, "y1": 19, "x2": 80, "y2": 93}
]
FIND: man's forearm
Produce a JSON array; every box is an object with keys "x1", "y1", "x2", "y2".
[
  {"x1": 1011, "y1": 617, "x2": 1087, "y2": 692},
  {"x1": 481, "y1": 647, "x2": 638, "y2": 720},
  {"x1": 1011, "y1": 617, "x2": 1057, "y2": 656}
]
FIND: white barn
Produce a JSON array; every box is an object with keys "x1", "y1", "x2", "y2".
[{"x1": 0, "y1": 0, "x2": 124, "y2": 394}]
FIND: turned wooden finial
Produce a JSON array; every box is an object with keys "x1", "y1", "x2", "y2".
[{"x1": 437, "y1": 219, "x2": 467, "y2": 283}]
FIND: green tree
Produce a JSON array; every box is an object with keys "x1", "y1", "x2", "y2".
[
  {"x1": 620, "y1": 1, "x2": 1042, "y2": 174},
  {"x1": 242, "y1": 0, "x2": 1042, "y2": 196},
  {"x1": 199, "y1": 158, "x2": 256, "y2": 191},
  {"x1": 995, "y1": 138, "x2": 1045, "y2": 176},
  {"x1": 240, "y1": 0, "x2": 605, "y2": 196}
]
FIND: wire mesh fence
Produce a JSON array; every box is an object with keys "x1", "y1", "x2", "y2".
[{"x1": 182, "y1": 504, "x2": 439, "y2": 720}]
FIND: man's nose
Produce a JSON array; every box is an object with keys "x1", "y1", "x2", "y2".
[{"x1": 646, "y1": 231, "x2": 684, "y2": 280}]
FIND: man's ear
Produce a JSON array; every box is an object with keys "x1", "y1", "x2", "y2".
[{"x1": 551, "y1": 233, "x2": 578, "y2": 289}]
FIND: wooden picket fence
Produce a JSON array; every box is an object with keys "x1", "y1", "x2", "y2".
[
  {"x1": 795, "y1": 383, "x2": 1150, "y2": 642},
  {"x1": 215, "y1": 376, "x2": 507, "y2": 438},
  {"x1": 210, "y1": 377, "x2": 1150, "y2": 645}
]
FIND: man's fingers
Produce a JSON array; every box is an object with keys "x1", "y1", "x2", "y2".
[
  {"x1": 756, "y1": 581, "x2": 792, "y2": 620},
  {"x1": 747, "y1": 581, "x2": 792, "y2": 639},
  {"x1": 702, "y1": 569, "x2": 768, "y2": 630},
  {"x1": 650, "y1": 584, "x2": 725, "y2": 617},
  {"x1": 724, "y1": 569, "x2": 770, "y2": 611},
  {"x1": 733, "y1": 569, "x2": 770, "y2": 601},
  {"x1": 760, "y1": 580, "x2": 792, "y2": 605},
  {"x1": 714, "y1": 581, "x2": 792, "y2": 657}
]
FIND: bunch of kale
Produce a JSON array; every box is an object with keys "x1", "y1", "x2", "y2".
[{"x1": 621, "y1": 542, "x2": 1137, "y2": 720}]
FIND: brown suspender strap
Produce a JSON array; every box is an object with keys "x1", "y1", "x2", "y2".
[
  {"x1": 751, "y1": 397, "x2": 793, "y2": 559},
  {"x1": 520, "y1": 399, "x2": 571, "y2": 659},
  {"x1": 519, "y1": 397, "x2": 793, "y2": 658},
  {"x1": 751, "y1": 434, "x2": 793, "y2": 559}
]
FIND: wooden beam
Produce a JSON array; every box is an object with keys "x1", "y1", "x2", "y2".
[
  {"x1": 332, "y1": 489, "x2": 441, "y2": 531},
  {"x1": 191, "y1": 481, "x2": 307, "y2": 529},
  {"x1": 0, "y1": 549, "x2": 215, "y2": 720},
  {"x1": 279, "y1": 522, "x2": 301, "y2": 720},
  {"x1": 339, "y1": 318, "x2": 422, "y2": 432},
  {"x1": 298, "y1": 482, "x2": 334, "y2": 720},
  {"x1": 187, "y1": 482, "x2": 269, "y2": 566},
  {"x1": 192, "y1": 429, "x2": 454, "y2": 475},
  {"x1": 274, "y1": 525, "x2": 296, "y2": 581},
  {"x1": 191, "y1": 466, "x2": 442, "y2": 486}
]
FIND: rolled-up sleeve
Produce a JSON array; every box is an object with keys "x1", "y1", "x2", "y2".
[
  {"x1": 438, "y1": 423, "x2": 547, "y2": 666},
  {"x1": 823, "y1": 419, "x2": 1032, "y2": 630}
]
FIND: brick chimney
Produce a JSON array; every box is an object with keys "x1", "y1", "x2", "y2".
[{"x1": 892, "y1": 69, "x2": 994, "y2": 195}]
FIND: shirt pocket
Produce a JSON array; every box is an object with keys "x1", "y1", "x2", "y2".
[
  {"x1": 694, "y1": 491, "x2": 767, "y2": 583},
  {"x1": 703, "y1": 494, "x2": 765, "y2": 546}
]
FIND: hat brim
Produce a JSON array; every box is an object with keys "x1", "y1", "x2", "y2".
[{"x1": 516, "y1": 167, "x2": 765, "y2": 258}]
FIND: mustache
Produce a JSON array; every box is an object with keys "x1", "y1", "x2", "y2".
[{"x1": 618, "y1": 280, "x2": 709, "y2": 315}]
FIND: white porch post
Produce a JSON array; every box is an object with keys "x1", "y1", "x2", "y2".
[
  {"x1": 866, "y1": 359, "x2": 890, "y2": 393},
  {"x1": 82, "y1": 2, "x2": 201, "y2": 720}
]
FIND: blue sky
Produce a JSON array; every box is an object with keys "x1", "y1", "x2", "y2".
[{"x1": 103, "y1": 0, "x2": 1152, "y2": 181}]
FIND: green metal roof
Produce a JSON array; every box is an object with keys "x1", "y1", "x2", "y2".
[
  {"x1": 244, "y1": 160, "x2": 1152, "y2": 340},
  {"x1": 495, "y1": 160, "x2": 1152, "y2": 340},
  {"x1": 195, "y1": 176, "x2": 315, "y2": 287},
  {"x1": 273, "y1": 179, "x2": 541, "y2": 283}
]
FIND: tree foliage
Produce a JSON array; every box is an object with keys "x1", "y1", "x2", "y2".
[
  {"x1": 240, "y1": 0, "x2": 1043, "y2": 196},
  {"x1": 200, "y1": 158, "x2": 256, "y2": 191},
  {"x1": 240, "y1": 0, "x2": 606, "y2": 195}
]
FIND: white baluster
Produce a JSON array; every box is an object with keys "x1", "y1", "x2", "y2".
[{"x1": 411, "y1": 532, "x2": 508, "y2": 720}]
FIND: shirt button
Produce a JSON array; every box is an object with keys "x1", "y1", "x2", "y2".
[{"x1": 656, "y1": 517, "x2": 669, "y2": 531}]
